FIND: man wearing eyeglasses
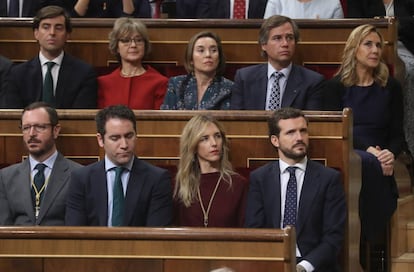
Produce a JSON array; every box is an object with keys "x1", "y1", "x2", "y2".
[
  {"x1": 0, "y1": 102, "x2": 82, "y2": 225},
  {"x1": 1, "y1": 5, "x2": 97, "y2": 109}
]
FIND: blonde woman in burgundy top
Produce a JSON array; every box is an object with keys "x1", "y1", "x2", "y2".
[{"x1": 174, "y1": 114, "x2": 248, "y2": 227}]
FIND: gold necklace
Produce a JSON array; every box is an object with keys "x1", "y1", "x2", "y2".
[
  {"x1": 31, "y1": 175, "x2": 50, "y2": 219},
  {"x1": 120, "y1": 67, "x2": 145, "y2": 77},
  {"x1": 197, "y1": 176, "x2": 222, "y2": 227}
]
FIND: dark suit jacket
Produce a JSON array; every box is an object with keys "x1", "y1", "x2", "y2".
[
  {"x1": 1, "y1": 53, "x2": 97, "y2": 109},
  {"x1": 0, "y1": 55, "x2": 12, "y2": 99},
  {"x1": 245, "y1": 160, "x2": 346, "y2": 271},
  {"x1": 231, "y1": 63, "x2": 324, "y2": 110},
  {"x1": 322, "y1": 76, "x2": 404, "y2": 156},
  {"x1": 176, "y1": 0, "x2": 267, "y2": 18},
  {"x1": 65, "y1": 157, "x2": 173, "y2": 226},
  {"x1": 69, "y1": 0, "x2": 151, "y2": 18},
  {"x1": 0, "y1": 0, "x2": 69, "y2": 17},
  {"x1": 347, "y1": 0, "x2": 414, "y2": 55},
  {"x1": 0, "y1": 153, "x2": 82, "y2": 226}
]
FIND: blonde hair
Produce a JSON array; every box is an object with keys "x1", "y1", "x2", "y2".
[
  {"x1": 336, "y1": 24, "x2": 388, "y2": 87},
  {"x1": 174, "y1": 114, "x2": 234, "y2": 207}
]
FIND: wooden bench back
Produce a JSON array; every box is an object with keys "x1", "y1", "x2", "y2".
[{"x1": 0, "y1": 109, "x2": 361, "y2": 271}]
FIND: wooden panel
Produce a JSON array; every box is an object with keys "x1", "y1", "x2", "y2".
[
  {"x1": 0, "y1": 227, "x2": 296, "y2": 272},
  {"x1": 0, "y1": 18, "x2": 397, "y2": 73},
  {"x1": 0, "y1": 109, "x2": 361, "y2": 272}
]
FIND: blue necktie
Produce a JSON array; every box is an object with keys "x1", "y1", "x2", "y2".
[
  {"x1": 43, "y1": 62, "x2": 55, "y2": 105},
  {"x1": 112, "y1": 167, "x2": 125, "y2": 226},
  {"x1": 283, "y1": 166, "x2": 297, "y2": 227},
  {"x1": 268, "y1": 72, "x2": 283, "y2": 110},
  {"x1": 8, "y1": 0, "x2": 19, "y2": 17}
]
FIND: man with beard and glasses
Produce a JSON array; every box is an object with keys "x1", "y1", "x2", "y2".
[
  {"x1": 244, "y1": 107, "x2": 346, "y2": 272},
  {"x1": 0, "y1": 102, "x2": 82, "y2": 225}
]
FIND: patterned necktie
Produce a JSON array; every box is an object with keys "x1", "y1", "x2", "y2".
[
  {"x1": 43, "y1": 62, "x2": 55, "y2": 105},
  {"x1": 233, "y1": 0, "x2": 245, "y2": 19},
  {"x1": 269, "y1": 72, "x2": 283, "y2": 110},
  {"x1": 283, "y1": 166, "x2": 298, "y2": 228},
  {"x1": 32, "y1": 163, "x2": 47, "y2": 217},
  {"x1": 112, "y1": 167, "x2": 125, "y2": 226},
  {"x1": 8, "y1": 0, "x2": 19, "y2": 17}
]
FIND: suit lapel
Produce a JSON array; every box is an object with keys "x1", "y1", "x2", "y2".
[
  {"x1": 257, "y1": 65, "x2": 268, "y2": 109},
  {"x1": 17, "y1": 160, "x2": 36, "y2": 223},
  {"x1": 296, "y1": 161, "x2": 320, "y2": 236},
  {"x1": 282, "y1": 65, "x2": 302, "y2": 107},
  {"x1": 37, "y1": 154, "x2": 68, "y2": 223},
  {"x1": 0, "y1": 0, "x2": 7, "y2": 16},
  {"x1": 31, "y1": 58, "x2": 43, "y2": 102},
  {"x1": 266, "y1": 161, "x2": 282, "y2": 227},
  {"x1": 55, "y1": 54, "x2": 71, "y2": 108},
  {"x1": 94, "y1": 161, "x2": 109, "y2": 225},
  {"x1": 124, "y1": 158, "x2": 145, "y2": 225}
]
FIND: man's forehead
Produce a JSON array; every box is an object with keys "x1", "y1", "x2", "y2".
[
  {"x1": 279, "y1": 117, "x2": 307, "y2": 128},
  {"x1": 40, "y1": 16, "x2": 65, "y2": 24}
]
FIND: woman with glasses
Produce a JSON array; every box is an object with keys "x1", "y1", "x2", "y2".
[
  {"x1": 97, "y1": 17, "x2": 167, "y2": 109},
  {"x1": 160, "y1": 31, "x2": 233, "y2": 110}
]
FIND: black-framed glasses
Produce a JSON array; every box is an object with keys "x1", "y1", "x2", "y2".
[
  {"x1": 20, "y1": 123, "x2": 53, "y2": 133},
  {"x1": 118, "y1": 37, "x2": 145, "y2": 45}
]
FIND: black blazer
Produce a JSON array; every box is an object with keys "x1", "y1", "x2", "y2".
[
  {"x1": 65, "y1": 157, "x2": 173, "y2": 227},
  {"x1": 0, "y1": 0, "x2": 70, "y2": 17},
  {"x1": 245, "y1": 160, "x2": 346, "y2": 271},
  {"x1": 347, "y1": 0, "x2": 414, "y2": 55},
  {"x1": 322, "y1": 75, "x2": 404, "y2": 156},
  {"x1": 176, "y1": 0, "x2": 267, "y2": 18},
  {"x1": 1, "y1": 53, "x2": 97, "y2": 109}
]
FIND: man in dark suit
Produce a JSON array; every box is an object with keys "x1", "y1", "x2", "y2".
[
  {"x1": 245, "y1": 108, "x2": 346, "y2": 272},
  {"x1": 175, "y1": 0, "x2": 267, "y2": 18},
  {"x1": 0, "y1": 1, "x2": 73, "y2": 17},
  {"x1": 0, "y1": 55, "x2": 12, "y2": 98},
  {"x1": 65, "y1": 105, "x2": 173, "y2": 226},
  {"x1": 231, "y1": 15, "x2": 324, "y2": 110},
  {"x1": 1, "y1": 5, "x2": 97, "y2": 109},
  {"x1": 0, "y1": 102, "x2": 82, "y2": 225}
]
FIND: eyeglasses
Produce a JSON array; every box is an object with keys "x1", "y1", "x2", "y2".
[
  {"x1": 118, "y1": 37, "x2": 145, "y2": 45},
  {"x1": 20, "y1": 123, "x2": 53, "y2": 133}
]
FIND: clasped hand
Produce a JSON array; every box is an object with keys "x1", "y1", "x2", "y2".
[{"x1": 367, "y1": 146, "x2": 395, "y2": 176}]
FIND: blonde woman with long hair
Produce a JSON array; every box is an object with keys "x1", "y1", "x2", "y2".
[
  {"x1": 174, "y1": 114, "x2": 247, "y2": 227},
  {"x1": 322, "y1": 24, "x2": 404, "y2": 270}
]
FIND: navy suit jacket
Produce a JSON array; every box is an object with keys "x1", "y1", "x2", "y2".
[
  {"x1": 0, "y1": 0, "x2": 69, "y2": 17},
  {"x1": 231, "y1": 63, "x2": 324, "y2": 110},
  {"x1": 176, "y1": 0, "x2": 267, "y2": 18},
  {"x1": 1, "y1": 53, "x2": 97, "y2": 109},
  {"x1": 65, "y1": 157, "x2": 173, "y2": 226},
  {"x1": 245, "y1": 160, "x2": 346, "y2": 271}
]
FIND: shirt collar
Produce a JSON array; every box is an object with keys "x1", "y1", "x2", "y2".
[
  {"x1": 29, "y1": 150, "x2": 58, "y2": 171},
  {"x1": 104, "y1": 155, "x2": 134, "y2": 172},
  {"x1": 267, "y1": 62, "x2": 292, "y2": 80},
  {"x1": 279, "y1": 156, "x2": 307, "y2": 174},
  {"x1": 39, "y1": 51, "x2": 64, "y2": 67}
]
